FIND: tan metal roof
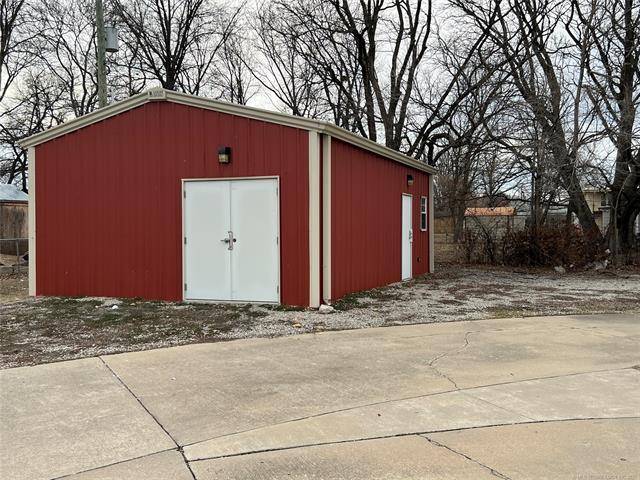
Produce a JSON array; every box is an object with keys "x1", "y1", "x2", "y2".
[
  {"x1": 464, "y1": 207, "x2": 515, "y2": 217},
  {"x1": 20, "y1": 88, "x2": 437, "y2": 175},
  {"x1": 0, "y1": 184, "x2": 28, "y2": 202}
]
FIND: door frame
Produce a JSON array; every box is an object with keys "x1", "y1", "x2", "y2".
[
  {"x1": 401, "y1": 193, "x2": 413, "y2": 281},
  {"x1": 181, "y1": 176, "x2": 281, "y2": 304}
]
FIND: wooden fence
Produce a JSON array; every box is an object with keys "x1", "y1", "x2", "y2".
[{"x1": 1, "y1": 202, "x2": 28, "y2": 255}]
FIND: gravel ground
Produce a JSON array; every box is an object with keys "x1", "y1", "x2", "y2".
[
  {"x1": 0, "y1": 273, "x2": 27, "y2": 304},
  {"x1": 1, "y1": 266, "x2": 639, "y2": 368}
]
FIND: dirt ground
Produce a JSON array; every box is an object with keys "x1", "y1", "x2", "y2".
[
  {"x1": 0, "y1": 273, "x2": 28, "y2": 304},
  {"x1": 1, "y1": 266, "x2": 639, "y2": 369}
]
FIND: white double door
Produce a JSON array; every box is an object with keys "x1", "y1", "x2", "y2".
[{"x1": 184, "y1": 178, "x2": 279, "y2": 303}]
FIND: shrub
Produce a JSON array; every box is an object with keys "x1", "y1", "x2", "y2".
[{"x1": 502, "y1": 224, "x2": 605, "y2": 267}]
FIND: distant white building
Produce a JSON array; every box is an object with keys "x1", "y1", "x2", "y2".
[{"x1": 582, "y1": 188, "x2": 611, "y2": 234}]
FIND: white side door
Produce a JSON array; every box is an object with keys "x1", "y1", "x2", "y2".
[
  {"x1": 401, "y1": 194, "x2": 413, "y2": 280},
  {"x1": 230, "y1": 179, "x2": 279, "y2": 302},
  {"x1": 184, "y1": 181, "x2": 232, "y2": 300}
]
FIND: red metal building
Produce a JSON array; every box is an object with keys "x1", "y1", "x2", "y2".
[{"x1": 21, "y1": 89, "x2": 435, "y2": 307}]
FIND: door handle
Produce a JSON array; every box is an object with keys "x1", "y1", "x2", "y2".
[{"x1": 221, "y1": 231, "x2": 236, "y2": 250}]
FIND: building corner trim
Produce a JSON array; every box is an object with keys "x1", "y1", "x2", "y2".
[
  {"x1": 309, "y1": 131, "x2": 321, "y2": 308},
  {"x1": 322, "y1": 135, "x2": 332, "y2": 303},
  {"x1": 28, "y1": 147, "x2": 36, "y2": 295},
  {"x1": 428, "y1": 174, "x2": 435, "y2": 273}
]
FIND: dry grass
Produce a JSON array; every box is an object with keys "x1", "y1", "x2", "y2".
[{"x1": 1, "y1": 266, "x2": 639, "y2": 369}]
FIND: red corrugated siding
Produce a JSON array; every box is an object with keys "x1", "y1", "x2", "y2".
[
  {"x1": 36, "y1": 102, "x2": 309, "y2": 305},
  {"x1": 331, "y1": 139, "x2": 430, "y2": 301}
]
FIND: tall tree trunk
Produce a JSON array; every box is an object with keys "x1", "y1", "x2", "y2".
[{"x1": 608, "y1": 0, "x2": 639, "y2": 253}]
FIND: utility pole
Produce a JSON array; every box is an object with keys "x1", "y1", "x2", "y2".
[{"x1": 95, "y1": 0, "x2": 108, "y2": 108}]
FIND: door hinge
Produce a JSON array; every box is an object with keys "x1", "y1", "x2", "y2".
[
  {"x1": 276, "y1": 187, "x2": 278, "y2": 196},
  {"x1": 184, "y1": 237, "x2": 187, "y2": 245},
  {"x1": 277, "y1": 285, "x2": 280, "y2": 293},
  {"x1": 183, "y1": 190, "x2": 186, "y2": 198},
  {"x1": 276, "y1": 236, "x2": 279, "y2": 245},
  {"x1": 184, "y1": 283, "x2": 187, "y2": 290}
]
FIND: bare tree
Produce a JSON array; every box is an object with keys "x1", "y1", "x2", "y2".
[
  {"x1": 108, "y1": 40, "x2": 150, "y2": 99},
  {"x1": 0, "y1": 73, "x2": 65, "y2": 190},
  {"x1": 263, "y1": 0, "x2": 369, "y2": 133},
  {"x1": 452, "y1": 0, "x2": 603, "y2": 243},
  {"x1": 434, "y1": 51, "x2": 514, "y2": 240},
  {"x1": 0, "y1": 0, "x2": 32, "y2": 105},
  {"x1": 31, "y1": 0, "x2": 99, "y2": 117},
  {"x1": 214, "y1": 31, "x2": 257, "y2": 104},
  {"x1": 265, "y1": 0, "x2": 434, "y2": 148},
  {"x1": 113, "y1": 0, "x2": 241, "y2": 94},
  {"x1": 568, "y1": 0, "x2": 640, "y2": 252},
  {"x1": 249, "y1": 1, "x2": 322, "y2": 117},
  {"x1": 256, "y1": 0, "x2": 500, "y2": 166}
]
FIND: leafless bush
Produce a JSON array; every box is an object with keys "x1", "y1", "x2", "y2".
[
  {"x1": 462, "y1": 223, "x2": 609, "y2": 267},
  {"x1": 502, "y1": 225, "x2": 606, "y2": 268}
]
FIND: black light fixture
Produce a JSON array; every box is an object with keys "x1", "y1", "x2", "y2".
[
  {"x1": 218, "y1": 146, "x2": 232, "y2": 164},
  {"x1": 407, "y1": 174, "x2": 414, "y2": 186}
]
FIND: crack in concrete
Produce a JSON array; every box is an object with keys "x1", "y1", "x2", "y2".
[
  {"x1": 421, "y1": 434, "x2": 512, "y2": 479},
  {"x1": 98, "y1": 357, "x2": 197, "y2": 480},
  {"x1": 426, "y1": 331, "x2": 473, "y2": 389},
  {"x1": 181, "y1": 365, "x2": 637, "y2": 449},
  {"x1": 186, "y1": 416, "x2": 640, "y2": 463}
]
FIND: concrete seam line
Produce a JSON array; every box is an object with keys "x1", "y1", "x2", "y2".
[
  {"x1": 180, "y1": 450, "x2": 198, "y2": 480},
  {"x1": 421, "y1": 435, "x2": 512, "y2": 480},
  {"x1": 460, "y1": 391, "x2": 537, "y2": 422},
  {"x1": 180, "y1": 365, "x2": 638, "y2": 448},
  {"x1": 49, "y1": 448, "x2": 177, "y2": 479},
  {"x1": 97, "y1": 357, "x2": 198, "y2": 480},
  {"x1": 187, "y1": 432, "x2": 430, "y2": 462},
  {"x1": 566, "y1": 324, "x2": 635, "y2": 340},
  {"x1": 186, "y1": 416, "x2": 640, "y2": 463},
  {"x1": 396, "y1": 321, "x2": 640, "y2": 341}
]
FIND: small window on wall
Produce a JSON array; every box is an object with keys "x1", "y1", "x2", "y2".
[{"x1": 420, "y1": 196, "x2": 427, "y2": 231}]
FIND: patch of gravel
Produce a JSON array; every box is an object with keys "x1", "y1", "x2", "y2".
[
  {"x1": 1, "y1": 266, "x2": 639, "y2": 368},
  {"x1": 217, "y1": 267, "x2": 640, "y2": 340}
]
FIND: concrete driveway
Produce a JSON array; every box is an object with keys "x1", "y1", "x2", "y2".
[{"x1": 1, "y1": 313, "x2": 639, "y2": 480}]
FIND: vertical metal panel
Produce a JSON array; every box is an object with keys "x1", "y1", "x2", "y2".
[
  {"x1": 35, "y1": 102, "x2": 309, "y2": 305},
  {"x1": 330, "y1": 139, "x2": 430, "y2": 301}
]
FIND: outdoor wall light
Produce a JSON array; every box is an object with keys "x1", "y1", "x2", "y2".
[
  {"x1": 407, "y1": 174, "x2": 414, "y2": 186},
  {"x1": 218, "y1": 146, "x2": 232, "y2": 164}
]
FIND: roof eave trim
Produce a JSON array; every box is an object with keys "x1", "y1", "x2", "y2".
[
  {"x1": 321, "y1": 124, "x2": 437, "y2": 174},
  {"x1": 19, "y1": 88, "x2": 437, "y2": 175},
  {"x1": 166, "y1": 90, "x2": 436, "y2": 174},
  {"x1": 19, "y1": 90, "x2": 156, "y2": 149}
]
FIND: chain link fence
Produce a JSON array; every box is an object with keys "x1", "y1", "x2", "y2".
[{"x1": 0, "y1": 238, "x2": 28, "y2": 272}]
